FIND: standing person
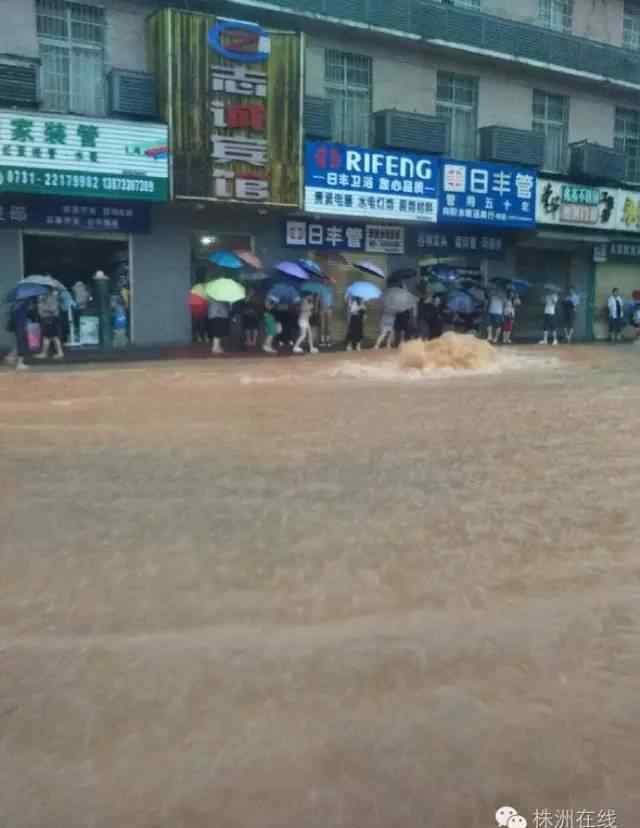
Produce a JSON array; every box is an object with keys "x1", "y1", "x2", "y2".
[
  {"x1": 562, "y1": 286, "x2": 580, "y2": 343},
  {"x1": 375, "y1": 309, "x2": 395, "y2": 349},
  {"x1": 345, "y1": 296, "x2": 366, "y2": 351},
  {"x1": 208, "y1": 299, "x2": 230, "y2": 355},
  {"x1": 417, "y1": 289, "x2": 437, "y2": 341},
  {"x1": 293, "y1": 295, "x2": 318, "y2": 354},
  {"x1": 242, "y1": 289, "x2": 261, "y2": 350},
  {"x1": 539, "y1": 290, "x2": 559, "y2": 346},
  {"x1": 6, "y1": 301, "x2": 31, "y2": 371},
  {"x1": 35, "y1": 288, "x2": 64, "y2": 360},
  {"x1": 393, "y1": 307, "x2": 413, "y2": 347},
  {"x1": 502, "y1": 290, "x2": 521, "y2": 345},
  {"x1": 262, "y1": 300, "x2": 279, "y2": 354},
  {"x1": 486, "y1": 290, "x2": 505, "y2": 344},
  {"x1": 608, "y1": 287, "x2": 625, "y2": 343}
]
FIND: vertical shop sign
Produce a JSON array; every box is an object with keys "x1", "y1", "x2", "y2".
[{"x1": 147, "y1": 11, "x2": 301, "y2": 205}]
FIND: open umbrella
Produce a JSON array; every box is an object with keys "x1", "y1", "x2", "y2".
[
  {"x1": 239, "y1": 270, "x2": 270, "y2": 284},
  {"x1": 191, "y1": 283, "x2": 208, "y2": 299},
  {"x1": 267, "y1": 283, "x2": 301, "y2": 306},
  {"x1": 208, "y1": 250, "x2": 244, "y2": 270},
  {"x1": 447, "y1": 290, "x2": 476, "y2": 315},
  {"x1": 23, "y1": 274, "x2": 66, "y2": 291},
  {"x1": 354, "y1": 261, "x2": 385, "y2": 280},
  {"x1": 234, "y1": 250, "x2": 263, "y2": 270},
  {"x1": 275, "y1": 261, "x2": 309, "y2": 281},
  {"x1": 383, "y1": 287, "x2": 416, "y2": 314},
  {"x1": 346, "y1": 281, "x2": 383, "y2": 302},
  {"x1": 5, "y1": 282, "x2": 50, "y2": 304},
  {"x1": 205, "y1": 278, "x2": 246, "y2": 303},
  {"x1": 543, "y1": 282, "x2": 563, "y2": 293},
  {"x1": 298, "y1": 258, "x2": 324, "y2": 278}
]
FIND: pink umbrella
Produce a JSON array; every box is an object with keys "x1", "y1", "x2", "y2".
[
  {"x1": 234, "y1": 250, "x2": 263, "y2": 269},
  {"x1": 275, "y1": 261, "x2": 310, "y2": 280},
  {"x1": 354, "y1": 261, "x2": 386, "y2": 279}
]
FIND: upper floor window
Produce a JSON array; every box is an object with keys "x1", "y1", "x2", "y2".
[
  {"x1": 325, "y1": 50, "x2": 372, "y2": 147},
  {"x1": 624, "y1": 1, "x2": 640, "y2": 50},
  {"x1": 436, "y1": 71, "x2": 478, "y2": 160},
  {"x1": 538, "y1": 0, "x2": 573, "y2": 33},
  {"x1": 615, "y1": 107, "x2": 640, "y2": 182},
  {"x1": 532, "y1": 90, "x2": 569, "y2": 172},
  {"x1": 438, "y1": 0, "x2": 481, "y2": 7},
  {"x1": 36, "y1": 0, "x2": 106, "y2": 116}
]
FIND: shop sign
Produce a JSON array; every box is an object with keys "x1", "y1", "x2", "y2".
[
  {"x1": 0, "y1": 197, "x2": 150, "y2": 233},
  {"x1": 285, "y1": 218, "x2": 405, "y2": 254},
  {"x1": 608, "y1": 241, "x2": 640, "y2": 260},
  {"x1": 0, "y1": 110, "x2": 168, "y2": 201},
  {"x1": 439, "y1": 160, "x2": 536, "y2": 228},
  {"x1": 304, "y1": 141, "x2": 440, "y2": 222},
  {"x1": 409, "y1": 229, "x2": 505, "y2": 258},
  {"x1": 534, "y1": 178, "x2": 640, "y2": 232},
  {"x1": 147, "y1": 10, "x2": 301, "y2": 205}
]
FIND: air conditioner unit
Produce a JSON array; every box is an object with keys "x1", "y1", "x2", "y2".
[
  {"x1": 0, "y1": 55, "x2": 39, "y2": 108},
  {"x1": 109, "y1": 70, "x2": 157, "y2": 119},
  {"x1": 372, "y1": 110, "x2": 449, "y2": 154},
  {"x1": 304, "y1": 97, "x2": 333, "y2": 140},
  {"x1": 479, "y1": 126, "x2": 545, "y2": 167},
  {"x1": 569, "y1": 141, "x2": 626, "y2": 183}
]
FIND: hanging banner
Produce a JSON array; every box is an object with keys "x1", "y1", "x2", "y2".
[
  {"x1": 0, "y1": 196, "x2": 150, "y2": 233},
  {"x1": 439, "y1": 160, "x2": 536, "y2": 228},
  {"x1": 148, "y1": 10, "x2": 301, "y2": 206},
  {"x1": 408, "y1": 228, "x2": 506, "y2": 258},
  {"x1": 304, "y1": 141, "x2": 440, "y2": 222},
  {"x1": 536, "y1": 178, "x2": 640, "y2": 234}
]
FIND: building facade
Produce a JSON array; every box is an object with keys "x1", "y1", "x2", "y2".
[{"x1": 2, "y1": 0, "x2": 640, "y2": 350}]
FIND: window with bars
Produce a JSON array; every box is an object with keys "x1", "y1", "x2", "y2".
[
  {"x1": 36, "y1": 0, "x2": 106, "y2": 116},
  {"x1": 538, "y1": 0, "x2": 573, "y2": 33},
  {"x1": 436, "y1": 71, "x2": 478, "y2": 160},
  {"x1": 444, "y1": 0, "x2": 481, "y2": 8},
  {"x1": 624, "y1": 1, "x2": 640, "y2": 50},
  {"x1": 615, "y1": 107, "x2": 640, "y2": 182},
  {"x1": 325, "y1": 50, "x2": 372, "y2": 147},
  {"x1": 532, "y1": 90, "x2": 569, "y2": 172}
]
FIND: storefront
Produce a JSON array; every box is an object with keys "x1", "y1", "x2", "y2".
[
  {"x1": 533, "y1": 178, "x2": 640, "y2": 340},
  {"x1": 0, "y1": 109, "x2": 168, "y2": 351}
]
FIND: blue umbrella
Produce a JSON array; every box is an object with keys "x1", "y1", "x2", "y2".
[
  {"x1": 346, "y1": 281, "x2": 383, "y2": 301},
  {"x1": 300, "y1": 281, "x2": 333, "y2": 303},
  {"x1": 298, "y1": 259, "x2": 324, "y2": 278},
  {"x1": 267, "y1": 283, "x2": 301, "y2": 306},
  {"x1": 208, "y1": 250, "x2": 243, "y2": 269},
  {"x1": 275, "y1": 261, "x2": 309, "y2": 280},
  {"x1": 5, "y1": 282, "x2": 49, "y2": 304}
]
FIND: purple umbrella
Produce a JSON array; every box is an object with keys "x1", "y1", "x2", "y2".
[
  {"x1": 354, "y1": 261, "x2": 385, "y2": 280},
  {"x1": 275, "y1": 261, "x2": 309, "y2": 281}
]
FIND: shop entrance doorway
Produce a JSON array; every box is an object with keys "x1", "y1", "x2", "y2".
[{"x1": 22, "y1": 232, "x2": 131, "y2": 348}]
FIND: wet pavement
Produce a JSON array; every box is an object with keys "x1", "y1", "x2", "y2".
[{"x1": 1, "y1": 343, "x2": 639, "y2": 828}]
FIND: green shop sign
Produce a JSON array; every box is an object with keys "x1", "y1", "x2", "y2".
[
  {"x1": 560, "y1": 184, "x2": 600, "y2": 206},
  {"x1": 0, "y1": 110, "x2": 169, "y2": 201}
]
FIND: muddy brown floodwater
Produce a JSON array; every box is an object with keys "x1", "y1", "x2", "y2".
[{"x1": 1, "y1": 344, "x2": 640, "y2": 828}]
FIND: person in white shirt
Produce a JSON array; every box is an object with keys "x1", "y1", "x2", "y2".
[
  {"x1": 486, "y1": 291, "x2": 505, "y2": 344},
  {"x1": 293, "y1": 295, "x2": 318, "y2": 354},
  {"x1": 539, "y1": 291, "x2": 559, "y2": 346},
  {"x1": 501, "y1": 289, "x2": 521, "y2": 345},
  {"x1": 562, "y1": 286, "x2": 580, "y2": 344},
  {"x1": 607, "y1": 288, "x2": 625, "y2": 343}
]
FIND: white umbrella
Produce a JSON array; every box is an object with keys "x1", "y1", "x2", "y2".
[
  {"x1": 23, "y1": 274, "x2": 66, "y2": 291},
  {"x1": 354, "y1": 261, "x2": 385, "y2": 280},
  {"x1": 383, "y1": 287, "x2": 416, "y2": 314}
]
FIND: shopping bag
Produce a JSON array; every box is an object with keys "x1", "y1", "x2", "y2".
[{"x1": 26, "y1": 322, "x2": 41, "y2": 352}]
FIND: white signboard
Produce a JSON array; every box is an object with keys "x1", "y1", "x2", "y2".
[{"x1": 537, "y1": 177, "x2": 640, "y2": 234}]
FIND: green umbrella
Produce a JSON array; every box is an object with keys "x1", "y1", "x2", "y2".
[{"x1": 205, "y1": 278, "x2": 246, "y2": 303}]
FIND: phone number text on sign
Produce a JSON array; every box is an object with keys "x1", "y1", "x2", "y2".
[{"x1": 0, "y1": 167, "x2": 161, "y2": 199}]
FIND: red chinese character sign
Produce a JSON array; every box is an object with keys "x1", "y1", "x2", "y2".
[{"x1": 148, "y1": 10, "x2": 301, "y2": 206}]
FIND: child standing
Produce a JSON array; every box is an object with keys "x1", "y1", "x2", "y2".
[
  {"x1": 539, "y1": 291, "x2": 559, "y2": 346},
  {"x1": 35, "y1": 288, "x2": 64, "y2": 360},
  {"x1": 293, "y1": 295, "x2": 318, "y2": 354},
  {"x1": 562, "y1": 286, "x2": 579, "y2": 343},
  {"x1": 375, "y1": 310, "x2": 395, "y2": 349},
  {"x1": 501, "y1": 290, "x2": 521, "y2": 344},
  {"x1": 345, "y1": 296, "x2": 365, "y2": 351},
  {"x1": 486, "y1": 290, "x2": 505, "y2": 344},
  {"x1": 242, "y1": 290, "x2": 261, "y2": 350}
]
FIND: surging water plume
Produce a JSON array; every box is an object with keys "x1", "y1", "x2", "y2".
[{"x1": 399, "y1": 333, "x2": 496, "y2": 372}]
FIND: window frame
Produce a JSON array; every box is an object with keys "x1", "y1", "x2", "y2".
[
  {"x1": 538, "y1": 0, "x2": 573, "y2": 34},
  {"x1": 623, "y1": 0, "x2": 640, "y2": 50},
  {"x1": 324, "y1": 48, "x2": 373, "y2": 147},
  {"x1": 436, "y1": 71, "x2": 479, "y2": 161},
  {"x1": 36, "y1": 0, "x2": 106, "y2": 117},
  {"x1": 615, "y1": 106, "x2": 640, "y2": 183},
  {"x1": 532, "y1": 89, "x2": 570, "y2": 173}
]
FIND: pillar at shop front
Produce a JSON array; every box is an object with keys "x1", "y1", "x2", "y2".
[{"x1": 93, "y1": 270, "x2": 112, "y2": 350}]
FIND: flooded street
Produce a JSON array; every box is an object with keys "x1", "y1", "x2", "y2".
[{"x1": 2, "y1": 344, "x2": 640, "y2": 828}]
